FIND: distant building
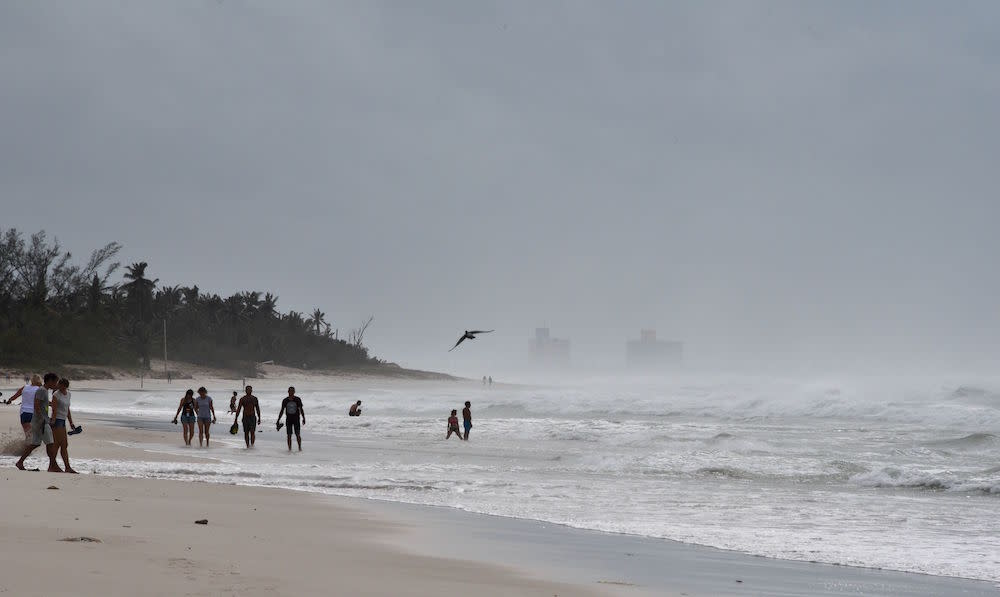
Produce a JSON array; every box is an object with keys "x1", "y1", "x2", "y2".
[
  {"x1": 626, "y1": 329, "x2": 682, "y2": 370},
  {"x1": 530, "y1": 327, "x2": 570, "y2": 365}
]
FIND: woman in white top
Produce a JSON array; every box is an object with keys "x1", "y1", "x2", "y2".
[
  {"x1": 4, "y1": 374, "x2": 43, "y2": 438},
  {"x1": 50, "y1": 378, "x2": 78, "y2": 474}
]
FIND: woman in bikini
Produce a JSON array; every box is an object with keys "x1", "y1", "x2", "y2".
[
  {"x1": 446, "y1": 409, "x2": 462, "y2": 440},
  {"x1": 171, "y1": 389, "x2": 198, "y2": 446}
]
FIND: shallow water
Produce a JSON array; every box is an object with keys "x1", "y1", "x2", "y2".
[{"x1": 39, "y1": 374, "x2": 1000, "y2": 582}]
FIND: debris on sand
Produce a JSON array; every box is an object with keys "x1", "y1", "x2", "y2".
[{"x1": 61, "y1": 537, "x2": 102, "y2": 543}]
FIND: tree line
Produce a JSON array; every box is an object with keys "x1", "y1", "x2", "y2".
[{"x1": 0, "y1": 229, "x2": 379, "y2": 374}]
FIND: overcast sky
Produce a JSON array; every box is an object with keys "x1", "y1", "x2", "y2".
[{"x1": 2, "y1": 1, "x2": 999, "y2": 375}]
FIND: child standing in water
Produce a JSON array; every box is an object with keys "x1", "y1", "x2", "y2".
[{"x1": 446, "y1": 409, "x2": 462, "y2": 440}]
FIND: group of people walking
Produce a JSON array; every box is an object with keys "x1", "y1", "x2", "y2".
[
  {"x1": 3, "y1": 372, "x2": 79, "y2": 473},
  {"x1": 172, "y1": 385, "x2": 306, "y2": 451}
]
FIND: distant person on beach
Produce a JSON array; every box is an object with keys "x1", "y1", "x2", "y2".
[
  {"x1": 234, "y1": 385, "x2": 261, "y2": 448},
  {"x1": 15, "y1": 373, "x2": 61, "y2": 472},
  {"x1": 172, "y1": 389, "x2": 197, "y2": 446},
  {"x1": 229, "y1": 391, "x2": 238, "y2": 414},
  {"x1": 5, "y1": 374, "x2": 43, "y2": 438},
  {"x1": 488, "y1": 376, "x2": 493, "y2": 386},
  {"x1": 349, "y1": 400, "x2": 362, "y2": 416},
  {"x1": 446, "y1": 409, "x2": 462, "y2": 440},
  {"x1": 277, "y1": 387, "x2": 305, "y2": 451},
  {"x1": 462, "y1": 401, "x2": 472, "y2": 441},
  {"x1": 482, "y1": 376, "x2": 487, "y2": 385},
  {"x1": 195, "y1": 387, "x2": 216, "y2": 447},
  {"x1": 50, "y1": 378, "x2": 78, "y2": 474}
]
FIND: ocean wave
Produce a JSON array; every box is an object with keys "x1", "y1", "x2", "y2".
[
  {"x1": 925, "y1": 433, "x2": 998, "y2": 450},
  {"x1": 851, "y1": 467, "x2": 1000, "y2": 495}
]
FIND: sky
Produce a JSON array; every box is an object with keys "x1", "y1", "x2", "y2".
[{"x1": 2, "y1": 1, "x2": 999, "y2": 376}]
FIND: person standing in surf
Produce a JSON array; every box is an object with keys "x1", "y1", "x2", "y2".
[
  {"x1": 277, "y1": 387, "x2": 305, "y2": 451},
  {"x1": 234, "y1": 385, "x2": 261, "y2": 448},
  {"x1": 446, "y1": 409, "x2": 462, "y2": 440},
  {"x1": 349, "y1": 400, "x2": 362, "y2": 416},
  {"x1": 172, "y1": 389, "x2": 198, "y2": 445},
  {"x1": 194, "y1": 387, "x2": 216, "y2": 447},
  {"x1": 462, "y1": 401, "x2": 472, "y2": 441}
]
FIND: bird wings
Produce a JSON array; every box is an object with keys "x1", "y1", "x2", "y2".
[
  {"x1": 469, "y1": 330, "x2": 494, "y2": 335},
  {"x1": 449, "y1": 336, "x2": 467, "y2": 352}
]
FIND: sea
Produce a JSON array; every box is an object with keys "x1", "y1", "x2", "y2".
[{"x1": 37, "y1": 374, "x2": 1000, "y2": 582}]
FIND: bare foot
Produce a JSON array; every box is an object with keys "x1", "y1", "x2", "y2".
[
  {"x1": 15, "y1": 462, "x2": 25, "y2": 470},
  {"x1": 48, "y1": 466, "x2": 63, "y2": 473},
  {"x1": 64, "y1": 468, "x2": 79, "y2": 474}
]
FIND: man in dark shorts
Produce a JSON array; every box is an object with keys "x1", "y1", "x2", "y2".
[
  {"x1": 15, "y1": 372, "x2": 61, "y2": 471},
  {"x1": 234, "y1": 385, "x2": 261, "y2": 448},
  {"x1": 462, "y1": 401, "x2": 472, "y2": 440},
  {"x1": 277, "y1": 386, "x2": 305, "y2": 451}
]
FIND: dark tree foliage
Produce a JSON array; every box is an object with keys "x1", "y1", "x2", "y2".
[{"x1": 0, "y1": 229, "x2": 378, "y2": 372}]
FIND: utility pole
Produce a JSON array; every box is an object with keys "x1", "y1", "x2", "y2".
[{"x1": 163, "y1": 319, "x2": 169, "y2": 383}]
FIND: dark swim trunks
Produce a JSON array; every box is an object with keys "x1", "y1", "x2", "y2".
[
  {"x1": 242, "y1": 416, "x2": 257, "y2": 429},
  {"x1": 20, "y1": 412, "x2": 32, "y2": 424},
  {"x1": 464, "y1": 420, "x2": 472, "y2": 431},
  {"x1": 286, "y1": 417, "x2": 301, "y2": 436}
]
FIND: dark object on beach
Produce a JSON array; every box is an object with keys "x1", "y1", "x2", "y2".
[
  {"x1": 276, "y1": 420, "x2": 284, "y2": 431},
  {"x1": 229, "y1": 423, "x2": 239, "y2": 435},
  {"x1": 195, "y1": 519, "x2": 208, "y2": 525},
  {"x1": 47, "y1": 485, "x2": 59, "y2": 490},
  {"x1": 61, "y1": 536, "x2": 102, "y2": 543},
  {"x1": 68, "y1": 425, "x2": 83, "y2": 435},
  {"x1": 449, "y1": 329, "x2": 494, "y2": 351}
]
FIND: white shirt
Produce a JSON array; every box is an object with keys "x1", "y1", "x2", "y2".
[
  {"x1": 52, "y1": 389, "x2": 71, "y2": 420},
  {"x1": 19, "y1": 385, "x2": 39, "y2": 414}
]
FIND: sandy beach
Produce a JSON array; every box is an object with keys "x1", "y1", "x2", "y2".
[{"x1": 0, "y1": 470, "x2": 608, "y2": 597}]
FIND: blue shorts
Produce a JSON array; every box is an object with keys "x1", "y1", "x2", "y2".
[
  {"x1": 180, "y1": 414, "x2": 196, "y2": 424},
  {"x1": 464, "y1": 421, "x2": 472, "y2": 431},
  {"x1": 53, "y1": 418, "x2": 66, "y2": 428},
  {"x1": 20, "y1": 412, "x2": 32, "y2": 425}
]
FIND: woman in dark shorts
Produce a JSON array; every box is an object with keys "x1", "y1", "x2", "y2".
[
  {"x1": 50, "y1": 378, "x2": 78, "y2": 473},
  {"x1": 171, "y1": 389, "x2": 198, "y2": 446}
]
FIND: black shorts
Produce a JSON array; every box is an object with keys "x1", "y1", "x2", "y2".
[
  {"x1": 242, "y1": 416, "x2": 257, "y2": 429},
  {"x1": 286, "y1": 417, "x2": 301, "y2": 436}
]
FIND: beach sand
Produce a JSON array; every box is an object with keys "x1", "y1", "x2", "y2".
[{"x1": 0, "y1": 470, "x2": 608, "y2": 597}]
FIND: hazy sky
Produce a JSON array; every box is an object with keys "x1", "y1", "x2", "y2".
[{"x1": 2, "y1": 2, "x2": 999, "y2": 375}]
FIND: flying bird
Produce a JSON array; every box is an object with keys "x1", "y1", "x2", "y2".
[{"x1": 449, "y1": 330, "x2": 494, "y2": 352}]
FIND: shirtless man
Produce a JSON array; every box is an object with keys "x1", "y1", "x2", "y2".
[
  {"x1": 349, "y1": 400, "x2": 362, "y2": 416},
  {"x1": 462, "y1": 401, "x2": 472, "y2": 441},
  {"x1": 234, "y1": 385, "x2": 261, "y2": 448}
]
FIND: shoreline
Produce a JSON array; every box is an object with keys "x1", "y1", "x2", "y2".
[{"x1": 3, "y1": 415, "x2": 998, "y2": 595}]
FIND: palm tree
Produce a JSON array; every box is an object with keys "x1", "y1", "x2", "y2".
[
  {"x1": 122, "y1": 262, "x2": 158, "y2": 322},
  {"x1": 260, "y1": 293, "x2": 279, "y2": 320},
  {"x1": 308, "y1": 308, "x2": 327, "y2": 336}
]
